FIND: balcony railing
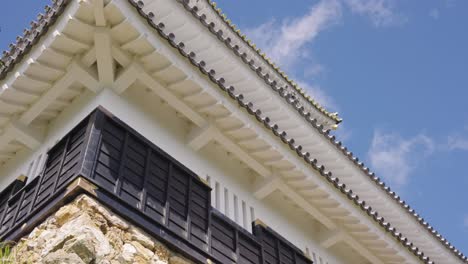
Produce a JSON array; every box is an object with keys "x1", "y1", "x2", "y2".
[{"x1": 0, "y1": 107, "x2": 312, "y2": 264}]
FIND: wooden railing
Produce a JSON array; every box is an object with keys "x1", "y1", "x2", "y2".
[{"x1": 0, "y1": 107, "x2": 312, "y2": 264}]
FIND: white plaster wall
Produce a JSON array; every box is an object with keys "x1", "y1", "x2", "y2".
[{"x1": 0, "y1": 86, "x2": 343, "y2": 264}]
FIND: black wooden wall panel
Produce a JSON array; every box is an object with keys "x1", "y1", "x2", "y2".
[
  {"x1": 34, "y1": 118, "x2": 88, "y2": 209},
  {"x1": 0, "y1": 196, "x2": 20, "y2": 233},
  {"x1": 253, "y1": 224, "x2": 313, "y2": 264},
  {"x1": 261, "y1": 231, "x2": 279, "y2": 264},
  {"x1": 34, "y1": 140, "x2": 65, "y2": 207},
  {"x1": 0, "y1": 107, "x2": 313, "y2": 264},
  {"x1": 91, "y1": 114, "x2": 212, "y2": 251},
  {"x1": 189, "y1": 180, "x2": 210, "y2": 249},
  {"x1": 93, "y1": 118, "x2": 125, "y2": 191},
  {"x1": 143, "y1": 150, "x2": 168, "y2": 222},
  {"x1": 210, "y1": 211, "x2": 263, "y2": 264},
  {"x1": 55, "y1": 121, "x2": 87, "y2": 190},
  {"x1": 13, "y1": 177, "x2": 40, "y2": 224},
  {"x1": 167, "y1": 166, "x2": 190, "y2": 237},
  {"x1": 279, "y1": 242, "x2": 294, "y2": 264},
  {"x1": 0, "y1": 178, "x2": 25, "y2": 233},
  {"x1": 238, "y1": 232, "x2": 262, "y2": 264},
  {"x1": 211, "y1": 213, "x2": 237, "y2": 263},
  {"x1": 118, "y1": 135, "x2": 146, "y2": 209}
]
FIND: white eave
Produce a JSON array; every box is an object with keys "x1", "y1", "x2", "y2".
[{"x1": 0, "y1": 0, "x2": 465, "y2": 263}]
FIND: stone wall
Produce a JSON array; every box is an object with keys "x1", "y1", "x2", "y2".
[{"x1": 9, "y1": 194, "x2": 193, "y2": 264}]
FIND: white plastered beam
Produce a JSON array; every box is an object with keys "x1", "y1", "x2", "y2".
[
  {"x1": 18, "y1": 65, "x2": 74, "y2": 125},
  {"x1": 0, "y1": 129, "x2": 15, "y2": 152},
  {"x1": 19, "y1": 60, "x2": 99, "y2": 125},
  {"x1": 0, "y1": 121, "x2": 44, "y2": 150},
  {"x1": 73, "y1": 60, "x2": 101, "y2": 93},
  {"x1": 111, "y1": 45, "x2": 132, "y2": 67},
  {"x1": 213, "y1": 130, "x2": 271, "y2": 177},
  {"x1": 94, "y1": 27, "x2": 115, "y2": 86},
  {"x1": 113, "y1": 61, "x2": 139, "y2": 94},
  {"x1": 318, "y1": 229, "x2": 344, "y2": 248},
  {"x1": 186, "y1": 119, "x2": 271, "y2": 177},
  {"x1": 93, "y1": 0, "x2": 106, "y2": 27},
  {"x1": 137, "y1": 67, "x2": 207, "y2": 127},
  {"x1": 9, "y1": 121, "x2": 44, "y2": 149},
  {"x1": 186, "y1": 124, "x2": 217, "y2": 151},
  {"x1": 113, "y1": 61, "x2": 206, "y2": 126},
  {"x1": 82, "y1": 47, "x2": 97, "y2": 67},
  {"x1": 0, "y1": 151, "x2": 14, "y2": 159},
  {"x1": 342, "y1": 233, "x2": 385, "y2": 264},
  {"x1": 252, "y1": 175, "x2": 281, "y2": 199},
  {"x1": 276, "y1": 178, "x2": 336, "y2": 230}
]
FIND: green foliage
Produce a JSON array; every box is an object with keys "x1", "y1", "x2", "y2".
[{"x1": 0, "y1": 241, "x2": 15, "y2": 264}]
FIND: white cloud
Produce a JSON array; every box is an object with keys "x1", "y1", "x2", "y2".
[
  {"x1": 344, "y1": 0, "x2": 407, "y2": 27},
  {"x1": 447, "y1": 135, "x2": 468, "y2": 151},
  {"x1": 445, "y1": 0, "x2": 457, "y2": 8},
  {"x1": 366, "y1": 126, "x2": 468, "y2": 190},
  {"x1": 368, "y1": 130, "x2": 434, "y2": 187},
  {"x1": 243, "y1": 0, "x2": 343, "y2": 122},
  {"x1": 429, "y1": 8, "x2": 440, "y2": 19},
  {"x1": 445, "y1": 125, "x2": 468, "y2": 151},
  {"x1": 244, "y1": 0, "x2": 342, "y2": 70},
  {"x1": 296, "y1": 81, "x2": 338, "y2": 111},
  {"x1": 303, "y1": 64, "x2": 326, "y2": 78},
  {"x1": 244, "y1": 0, "x2": 406, "y2": 70}
]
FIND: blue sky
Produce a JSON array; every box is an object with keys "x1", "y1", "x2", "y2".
[{"x1": 1, "y1": 0, "x2": 467, "y2": 255}]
